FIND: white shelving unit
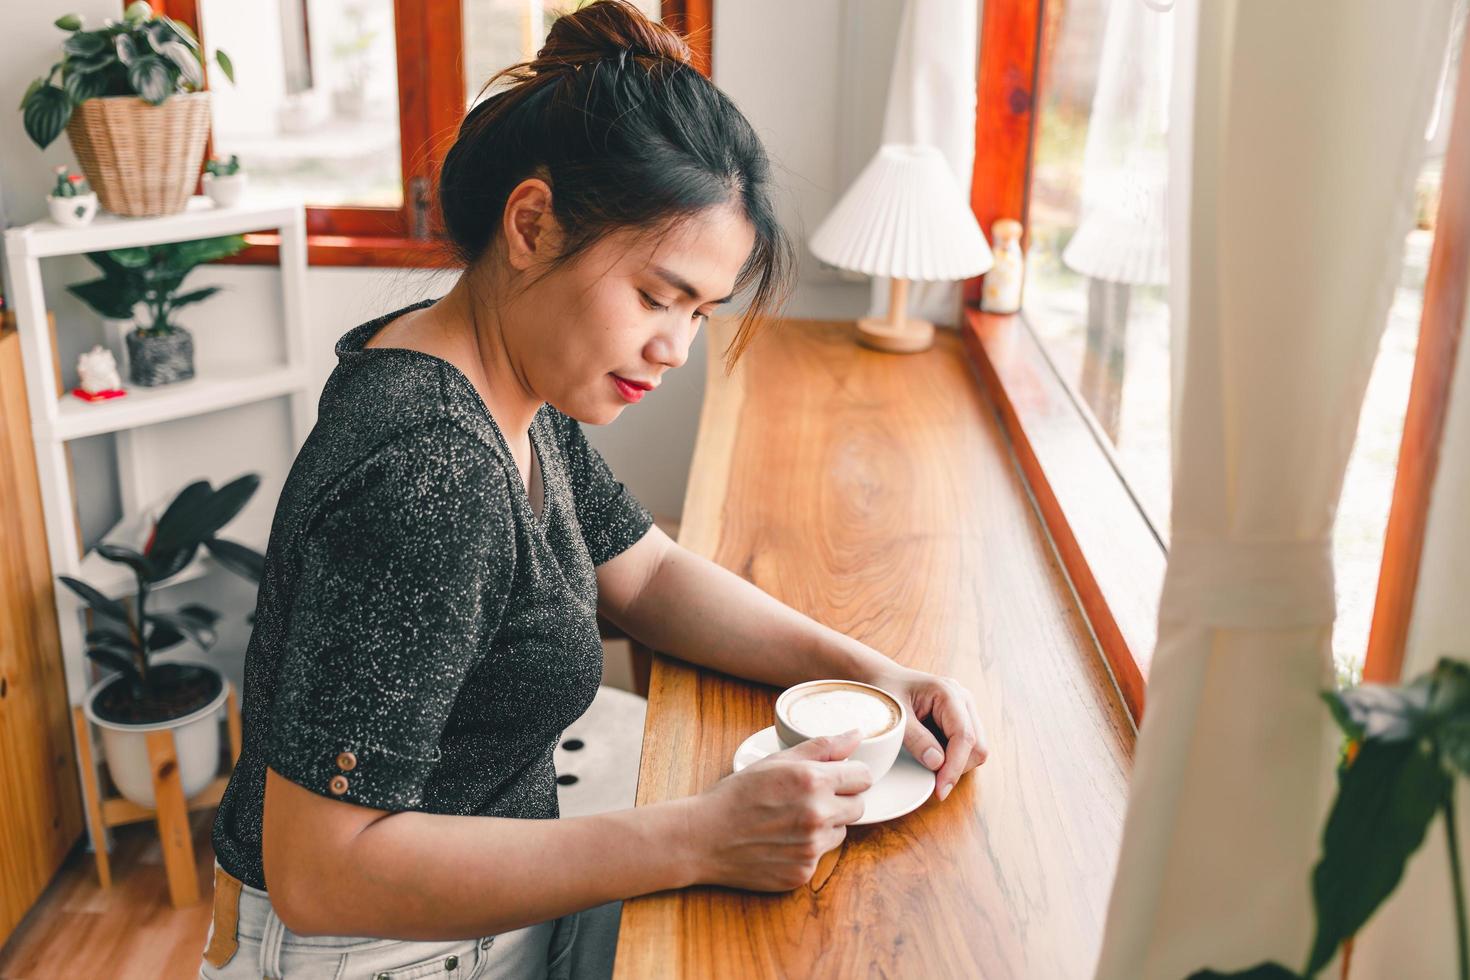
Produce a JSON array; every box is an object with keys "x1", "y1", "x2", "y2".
[{"x1": 3, "y1": 194, "x2": 314, "y2": 850}]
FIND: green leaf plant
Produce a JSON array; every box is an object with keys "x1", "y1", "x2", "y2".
[
  {"x1": 1190, "y1": 657, "x2": 1470, "y2": 979},
  {"x1": 20, "y1": 2, "x2": 235, "y2": 151},
  {"x1": 58, "y1": 474, "x2": 266, "y2": 704},
  {"x1": 65, "y1": 234, "x2": 247, "y2": 337}
]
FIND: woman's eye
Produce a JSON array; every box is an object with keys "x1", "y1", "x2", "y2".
[{"x1": 642, "y1": 290, "x2": 707, "y2": 324}]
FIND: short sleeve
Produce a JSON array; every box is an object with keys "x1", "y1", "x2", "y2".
[
  {"x1": 266, "y1": 421, "x2": 515, "y2": 810},
  {"x1": 558, "y1": 413, "x2": 655, "y2": 566}
]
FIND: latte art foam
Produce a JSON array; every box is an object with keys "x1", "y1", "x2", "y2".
[{"x1": 784, "y1": 684, "x2": 901, "y2": 739}]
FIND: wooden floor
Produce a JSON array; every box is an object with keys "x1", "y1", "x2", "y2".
[{"x1": 0, "y1": 807, "x2": 217, "y2": 980}]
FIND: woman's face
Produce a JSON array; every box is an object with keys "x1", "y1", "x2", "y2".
[{"x1": 502, "y1": 182, "x2": 757, "y2": 425}]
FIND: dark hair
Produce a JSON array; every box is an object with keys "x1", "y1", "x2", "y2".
[{"x1": 435, "y1": 0, "x2": 794, "y2": 371}]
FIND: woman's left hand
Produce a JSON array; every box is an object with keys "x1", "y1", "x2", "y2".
[{"x1": 869, "y1": 667, "x2": 988, "y2": 801}]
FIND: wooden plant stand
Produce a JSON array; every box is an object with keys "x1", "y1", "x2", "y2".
[{"x1": 70, "y1": 686, "x2": 242, "y2": 908}]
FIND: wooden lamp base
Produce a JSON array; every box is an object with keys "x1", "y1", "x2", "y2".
[
  {"x1": 856, "y1": 315, "x2": 935, "y2": 353},
  {"x1": 854, "y1": 276, "x2": 935, "y2": 354}
]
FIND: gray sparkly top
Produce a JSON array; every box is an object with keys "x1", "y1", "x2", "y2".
[{"x1": 211, "y1": 296, "x2": 654, "y2": 892}]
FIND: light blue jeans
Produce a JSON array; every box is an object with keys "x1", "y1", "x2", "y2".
[{"x1": 198, "y1": 858, "x2": 619, "y2": 979}]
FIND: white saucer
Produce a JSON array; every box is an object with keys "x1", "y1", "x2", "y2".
[{"x1": 731, "y1": 726, "x2": 936, "y2": 825}]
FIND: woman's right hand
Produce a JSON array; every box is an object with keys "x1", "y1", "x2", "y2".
[{"x1": 683, "y1": 729, "x2": 873, "y2": 891}]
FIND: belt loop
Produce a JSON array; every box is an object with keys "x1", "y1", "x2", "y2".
[{"x1": 259, "y1": 904, "x2": 287, "y2": 979}]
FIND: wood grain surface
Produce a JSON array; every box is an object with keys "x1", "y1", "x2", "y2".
[
  {"x1": 0, "y1": 315, "x2": 85, "y2": 949},
  {"x1": 614, "y1": 317, "x2": 1136, "y2": 979}
]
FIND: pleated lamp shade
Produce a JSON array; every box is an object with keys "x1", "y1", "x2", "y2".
[
  {"x1": 1061, "y1": 162, "x2": 1169, "y2": 286},
  {"x1": 810, "y1": 143, "x2": 992, "y2": 354}
]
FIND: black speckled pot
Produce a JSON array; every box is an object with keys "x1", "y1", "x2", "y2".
[{"x1": 126, "y1": 327, "x2": 195, "y2": 387}]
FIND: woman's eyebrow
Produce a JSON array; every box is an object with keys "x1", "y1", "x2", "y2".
[{"x1": 652, "y1": 265, "x2": 734, "y2": 305}]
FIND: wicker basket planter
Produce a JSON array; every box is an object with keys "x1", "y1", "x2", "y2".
[{"x1": 65, "y1": 93, "x2": 212, "y2": 218}]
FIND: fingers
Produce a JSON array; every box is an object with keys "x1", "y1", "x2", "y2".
[
  {"x1": 833, "y1": 793, "x2": 866, "y2": 827},
  {"x1": 903, "y1": 717, "x2": 947, "y2": 772},
  {"x1": 780, "y1": 729, "x2": 863, "y2": 762},
  {"x1": 932, "y1": 686, "x2": 980, "y2": 801},
  {"x1": 825, "y1": 759, "x2": 874, "y2": 796},
  {"x1": 967, "y1": 693, "x2": 990, "y2": 766}
]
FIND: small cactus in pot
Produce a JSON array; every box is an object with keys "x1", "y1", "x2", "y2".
[{"x1": 47, "y1": 164, "x2": 97, "y2": 226}]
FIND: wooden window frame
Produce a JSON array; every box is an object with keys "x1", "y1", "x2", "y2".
[
  {"x1": 963, "y1": 0, "x2": 1470, "y2": 724},
  {"x1": 152, "y1": 0, "x2": 713, "y2": 268},
  {"x1": 962, "y1": 0, "x2": 1157, "y2": 723}
]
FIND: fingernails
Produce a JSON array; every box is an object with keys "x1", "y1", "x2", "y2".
[
  {"x1": 939, "y1": 781, "x2": 952, "y2": 801},
  {"x1": 922, "y1": 747, "x2": 944, "y2": 769}
]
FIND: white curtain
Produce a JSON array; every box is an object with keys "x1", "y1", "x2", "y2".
[
  {"x1": 865, "y1": 0, "x2": 978, "y2": 329},
  {"x1": 1094, "y1": 2, "x2": 1455, "y2": 978}
]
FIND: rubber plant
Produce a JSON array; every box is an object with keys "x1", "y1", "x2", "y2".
[
  {"x1": 20, "y1": 1, "x2": 234, "y2": 151},
  {"x1": 58, "y1": 474, "x2": 265, "y2": 706},
  {"x1": 1191, "y1": 657, "x2": 1470, "y2": 979}
]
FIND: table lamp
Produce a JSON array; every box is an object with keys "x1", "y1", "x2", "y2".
[{"x1": 809, "y1": 142, "x2": 993, "y2": 354}]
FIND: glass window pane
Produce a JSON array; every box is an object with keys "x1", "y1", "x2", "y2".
[
  {"x1": 1023, "y1": 0, "x2": 1466, "y2": 685},
  {"x1": 1333, "y1": 0, "x2": 1467, "y2": 686},
  {"x1": 463, "y1": 0, "x2": 663, "y2": 109},
  {"x1": 1026, "y1": 0, "x2": 1174, "y2": 539},
  {"x1": 199, "y1": 0, "x2": 404, "y2": 208}
]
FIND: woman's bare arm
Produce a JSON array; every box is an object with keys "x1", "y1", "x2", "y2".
[
  {"x1": 263, "y1": 765, "x2": 700, "y2": 940},
  {"x1": 594, "y1": 528, "x2": 989, "y2": 797},
  {"x1": 597, "y1": 527, "x2": 900, "y2": 690}
]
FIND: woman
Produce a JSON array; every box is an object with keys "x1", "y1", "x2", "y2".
[{"x1": 200, "y1": 2, "x2": 988, "y2": 977}]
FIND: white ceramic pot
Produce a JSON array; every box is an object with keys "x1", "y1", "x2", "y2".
[
  {"x1": 83, "y1": 664, "x2": 230, "y2": 809},
  {"x1": 202, "y1": 171, "x2": 248, "y2": 208},
  {"x1": 48, "y1": 191, "x2": 98, "y2": 226}
]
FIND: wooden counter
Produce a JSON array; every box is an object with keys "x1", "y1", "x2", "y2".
[{"x1": 613, "y1": 316, "x2": 1135, "y2": 979}]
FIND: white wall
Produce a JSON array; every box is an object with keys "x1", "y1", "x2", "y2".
[{"x1": 0, "y1": 2, "x2": 902, "y2": 685}]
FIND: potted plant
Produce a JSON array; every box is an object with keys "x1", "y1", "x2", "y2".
[
  {"x1": 19, "y1": 2, "x2": 235, "y2": 217},
  {"x1": 1193, "y1": 657, "x2": 1470, "y2": 979},
  {"x1": 61, "y1": 474, "x2": 265, "y2": 809},
  {"x1": 201, "y1": 153, "x2": 246, "y2": 207},
  {"x1": 65, "y1": 233, "x2": 247, "y2": 387},
  {"x1": 47, "y1": 164, "x2": 98, "y2": 226}
]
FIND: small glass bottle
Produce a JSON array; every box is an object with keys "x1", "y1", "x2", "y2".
[{"x1": 980, "y1": 219, "x2": 1025, "y2": 314}]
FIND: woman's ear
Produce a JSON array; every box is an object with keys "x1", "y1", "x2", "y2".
[{"x1": 503, "y1": 177, "x2": 563, "y2": 272}]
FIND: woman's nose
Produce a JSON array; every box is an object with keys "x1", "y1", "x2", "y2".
[{"x1": 650, "y1": 323, "x2": 696, "y2": 371}]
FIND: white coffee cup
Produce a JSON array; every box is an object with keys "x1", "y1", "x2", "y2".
[{"x1": 775, "y1": 679, "x2": 907, "y2": 782}]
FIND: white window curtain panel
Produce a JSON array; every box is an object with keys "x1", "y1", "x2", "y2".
[
  {"x1": 864, "y1": 0, "x2": 978, "y2": 329},
  {"x1": 1094, "y1": 1, "x2": 1455, "y2": 978}
]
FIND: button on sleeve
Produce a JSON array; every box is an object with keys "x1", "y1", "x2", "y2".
[{"x1": 266, "y1": 421, "x2": 515, "y2": 810}]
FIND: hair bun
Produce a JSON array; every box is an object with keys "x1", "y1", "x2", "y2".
[{"x1": 533, "y1": 0, "x2": 694, "y2": 76}]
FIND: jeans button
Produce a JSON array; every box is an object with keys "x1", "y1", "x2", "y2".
[{"x1": 444, "y1": 954, "x2": 458, "y2": 970}]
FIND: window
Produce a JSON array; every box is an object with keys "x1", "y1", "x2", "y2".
[
  {"x1": 200, "y1": 0, "x2": 406, "y2": 209},
  {"x1": 1025, "y1": 0, "x2": 1172, "y2": 536},
  {"x1": 155, "y1": 0, "x2": 706, "y2": 266},
  {"x1": 967, "y1": 0, "x2": 1468, "y2": 714}
]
